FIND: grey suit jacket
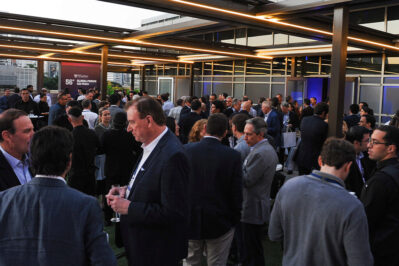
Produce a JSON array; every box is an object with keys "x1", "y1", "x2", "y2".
[
  {"x1": 242, "y1": 139, "x2": 278, "y2": 224},
  {"x1": 0, "y1": 178, "x2": 116, "y2": 266}
]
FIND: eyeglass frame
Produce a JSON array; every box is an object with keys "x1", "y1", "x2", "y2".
[{"x1": 368, "y1": 139, "x2": 391, "y2": 146}]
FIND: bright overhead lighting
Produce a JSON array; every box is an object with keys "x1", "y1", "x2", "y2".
[
  {"x1": 170, "y1": 0, "x2": 399, "y2": 51},
  {"x1": 0, "y1": 24, "x2": 271, "y2": 60}
]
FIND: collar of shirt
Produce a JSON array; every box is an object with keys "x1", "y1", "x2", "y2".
[
  {"x1": 204, "y1": 135, "x2": 220, "y2": 141},
  {"x1": 309, "y1": 170, "x2": 345, "y2": 189},
  {"x1": 35, "y1": 175, "x2": 66, "y2": 184},
  {"x1": 237, "y1": 135, "x2": 245, "y2": 144},
  {"x1": 356, "y1": 152, "x2": 364, "y2": 161},
  {"x1": 250, "y1": 138, "x2": 267, "y2": 151},
  {"x1": 141, "y1": 127, "x2": 168, "y2": 153},
  {"x1": 0, "y1": 144, "x2": 29, "y2": 169}
]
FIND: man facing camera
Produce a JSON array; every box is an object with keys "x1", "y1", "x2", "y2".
[{"x1": 0, "y1": 126, "x2": 116, "y2": 266}]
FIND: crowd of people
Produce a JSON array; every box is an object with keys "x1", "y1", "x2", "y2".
[{"x1": 0, "y1": 87, "x2": 398, "y2": 266}]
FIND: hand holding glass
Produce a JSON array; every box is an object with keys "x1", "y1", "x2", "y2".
[{"x1": 110, "y1": 184, "x2": 120, "y2": 223}]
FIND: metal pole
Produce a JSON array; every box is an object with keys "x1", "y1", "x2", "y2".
[
  {"x1": 100, "y1": 45, "x2": 108, "y2": 100},
  {"x1": 328, "y1": 6, "x2": 349, "y2": 137}
]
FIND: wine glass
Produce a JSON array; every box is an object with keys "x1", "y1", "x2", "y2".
[{"x1": 110, "y1": 184, "x2": 120, "y2": 223}]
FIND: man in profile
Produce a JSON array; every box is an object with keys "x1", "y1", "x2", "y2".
[
  {"x1": 0, "y1": 109, "x2": 34, "y2": 191},
  {"x1": 269, "y1": 138, "x2": 373, "y2": 266},
  {"x1": 0, "y1": 126, "x2": 116, "y2": 265},
  {"x1": 107, "y1": 97, "x2": 189, "y2": 266}
]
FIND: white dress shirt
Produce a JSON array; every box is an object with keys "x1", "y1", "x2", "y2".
[
  {"x1": 126, "y1": 127, "x2": 168, "y2": 198},
  {"x1": 82, "y1": 109, "x2": 98, "y2": 129}
]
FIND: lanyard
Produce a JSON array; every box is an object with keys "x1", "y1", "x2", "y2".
[{"x1": 310, "y1": 173, "x2": 344, "y2": 188}]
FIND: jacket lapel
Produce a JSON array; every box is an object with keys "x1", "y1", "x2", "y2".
[
  {"x1": 128, "y1": 130, "x2": 170, "y2": 199},
  {"x1": 0, "y1": 150, "x2": 21, "y2": 188}
]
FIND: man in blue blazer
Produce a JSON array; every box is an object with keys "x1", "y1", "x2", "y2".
[
  {"x1": 0, "y1": 126, "x2": 116, "y2": 266},
  {"x1": 184, "y1": 113, "x2": 243, "y2": 265},
  {"x1": 261, "y1": 101, "x2": 281, "y2": 147},
  {"x1": 107, "y1": 97, "x2": 190, "y2": 266}
]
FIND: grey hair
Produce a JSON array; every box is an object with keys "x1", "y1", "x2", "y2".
[
  {"x1": 246, "y1": 117, "x2": 267, "y2": 135},
  {"x1": 226, "y1": 96, "x2": 233, "y2": 100},
  {"x1": 281, "y1": 101, "x2": 289, "y2": 108},
  {"x1": 262, "y1": 100, "x2": 271, "y2": 108},
  {"x1": 232, "y1": 98, "x2": 240, "y2": 106}
]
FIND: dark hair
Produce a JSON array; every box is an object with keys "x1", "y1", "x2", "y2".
[
  {"x1": 191, "y1": 99, "x2": 201, "y2": 111},
  {"x1": 30, "y1": 126, "x2": 73, "y2": 176},
  {"x1": 206, "y1": 113, "x2": 228, "y2": 138},
  {"x1": 259, "y1": 97, "x2": 266, "y2": 104},
  {"x1": 14, "y1": 88, "x2": 20, "y2": 93},
  {"x1": 320, "y1": 137, "x2": 356, "y2": 169},
  {"x1": 314, "y1": 102, "x2": 329, "y2": 115},
  {"x1": 362, "y1": 106, "x2": 374, "y2": 116},
  {"x1": 113, "y1": 111, "x2": 127, "y2": 130},
  {"x1": 99, "y1": 100, "x2": 109, "y2": 108},
  {"x1": 271, "y1": 97, "x2": 279, "y2": 108},
  {"x1": 67, "y1": 100, "x2": 81, "y2": 109},
  {"x1": 0, "y1": 109, "x2": 28, "y2": 141},
  {"x1": 212, "y1": 100, "x2": 225, "y2": 113},
  {"x1": 363, "y1": 114, "x2": 376, "y2": 129},
  {"x1": 304, "y1": 98, "x2": 311, "y2": 105},
  {"x1": 161, "y1": 93, "x2": 169, "y2": 102},
  {"x1": 82, "y1": 99, "x2": 91, "y2": 109},
  {"x1": 345, "y1": 126, "x2": 370, "y2": 143},
  {"x1": 131, "y1": 96, "x2": 166, "y2": 126},
  {"x1": 232, "y1": 113, "x2": 249, "y2": 133},
  {"x1": 21, "y1": 88, "x2": 29, "y2": 93},
  {"x1": 377, "y1": 125, "x2": 399, "y2": 155},
  {"x1": 222, "y1": 92, "x2": 228, "y2": 99},
  {"x1": 166, "y1": 117, "x2": 176, "y2": 134},
  {"x1": 360, "y1": 101, "x2": 368, "y2": 108},
  {"x1": 349, "y1": 104, "x2": 359, "y2": 114},
  {"x1": 210, "y1": 93, "x2": 217, "y2": 99},
  {"x1": 109, "y1": 94, "x2": 119, "y2": 105},
  {"x1": 27, "y1": 85, "x2": 33, "y2": 89},
  {"x1": 68, "y1": 107, "x2": 82, "y2": 118},
  {"x1": 39, "y1": 93, "x2": 46, "y2": 99},
  {"x1": 176, "y1": 99, "x2": 183, "y2": 106},
  {"x1": 286, "y1": 95, "x2": 292, "y2": 102}
]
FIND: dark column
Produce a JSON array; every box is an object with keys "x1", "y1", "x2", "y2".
[
  {"x1": 100, "y1": 45, "x2": 108, "y2": 100},
  {"x1": 190, "y1": 64, "x2": 194, "y2": 96},
  {"x1": 37, "y1": 60, "x2": 44, "y2": 91},
  {"x1": 291, "y1": 57, "x2": 296, "y2": 77},
  {"x1": 140, "y1": 66, "x2": 146, "y2": 92},
  {"x1": 130, "y1": 70, "x2": 135, "y2": 91},
  {"x1": 329, "y1": 6, "x2": 348, "y2": 137}
]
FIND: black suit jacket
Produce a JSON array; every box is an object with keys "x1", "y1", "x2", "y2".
[
  {"x1": 344, "y1": 114, "x2": 360, "y2": 129},
  {"x1": 300, "y1": 106, "x2": 314, "y2": 121},
  {"x1": 179, "y1": 112, "x2": 202, "y2": 144},
  {"x1": 69, "y1": 126, "x2": 100, "y2": 195},
  {"x1": 102, "y1": 129, "x2": 142, "y2": 186},
  {"x1": 121, "y1": 129, "x2": 189, "y2": 266},
  {"x1": 295, "y1": 115, "x2": 328, "y2": 171},
  {"x1": 345, "y1": 153, "x2": 376, "y2": 198},
  {"x1": 0, "y1": 151, "x2": 20, "y2": 192},
  {"x1": 184, "y1": 138, "x2": 243, "y2": 239}
]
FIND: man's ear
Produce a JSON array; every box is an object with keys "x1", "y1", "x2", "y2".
[
  {"x1": 1, "y1": 130, "x2": 11, "y2": 142},
  {"x1": 318, "y1": 155, "x2": 323, "y2": 168}
]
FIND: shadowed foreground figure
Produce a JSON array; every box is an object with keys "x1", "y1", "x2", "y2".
[{"x1": 0, "y1": 126, "x2": 116, "y2": 266}]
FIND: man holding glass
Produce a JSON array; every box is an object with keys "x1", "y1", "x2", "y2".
[
  {"x1": 107, "y1": 97, "x2": 190, "y2": 266},
  {"x1": 0, "y1": 126, "x2": 116, "y2": 265}
]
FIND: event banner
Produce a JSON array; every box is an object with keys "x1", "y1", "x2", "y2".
[{"x1": 60, "y1": 62, "x2": 101, "y2": 98}]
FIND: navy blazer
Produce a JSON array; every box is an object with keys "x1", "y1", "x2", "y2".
[
  {"x1": 184, "y1": 137, "x2": 243, "y2": 239},
  {"x1": 121, "y1": 129, "x2": 190, "y2": 266},
  {"x1": 295, "y1": 115, "x2": 328, "y2": 171},
  {"x1": 266, "y1": 109, "x2": 282, "y2": 147},
  {"x1": 0, "y1": 178, "x2": 116, "y2": 266},
  {"x1": 0, "y1": 150, "x2": 20, "y2": 192}
]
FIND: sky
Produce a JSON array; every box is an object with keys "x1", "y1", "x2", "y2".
[{"x1": 1, "y1": 0, "x2": 165, "y2": 29}]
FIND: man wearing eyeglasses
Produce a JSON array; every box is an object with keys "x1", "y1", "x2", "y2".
[{"x1": 361, "y1": 125, "x2": 399, "y2": 266}]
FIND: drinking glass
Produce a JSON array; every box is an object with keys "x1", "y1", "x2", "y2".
[{"x1": 110, "y1": 184, "x2": 120, "y2": 223}]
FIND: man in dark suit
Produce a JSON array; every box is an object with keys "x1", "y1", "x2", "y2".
[
  {"x1": 0, "y1": 109, "x2": 34, "y2": 191},
  {"x1": 295, "y1": 102, "x2": 329, "y2": 175},
  {"x1": 345, "y1": 126, "x2": 376, "y2": 198},
  {"x1": 300, "y1": 98, "x2": 314, "y2": 121},
  {"x1": 67, "y1": 107, "x2": 100, "y2": 195},
  {"x1": 184, "y1": 114, "x2": 242, "y2": 265},
  {"x1": 107, "y1": 97, "x2": 190, "y2": 266},
  {"x1": 7, "y1": 88, "x2": 21, "y2": 109},
  {"x1": 0, "y1": 126, "x2": 116, "y2": 266},
  {"x1": 179, "y1": 99, "x2": 202, "y2": 144},
  {"x1": 180, "y1": 96, "x2": 192, "y2": 118},
  {"x1": 14, "y1": 88, "x2": 40, "y2": 116},
  {"x1": 261, "y1": 100, "x2": 281, "y2": 147},
  {"x1": 344, "y1": 104, "x2": 360, "y2": 129}
]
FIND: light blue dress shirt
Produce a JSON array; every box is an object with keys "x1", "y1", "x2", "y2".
[{"x1": 0, "y1": 145, "x2": 32, "y2": 185}]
